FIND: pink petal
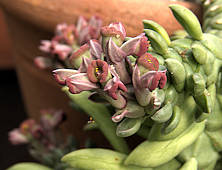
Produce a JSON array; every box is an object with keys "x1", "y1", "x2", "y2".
[
  {"x1": 53, "y1": 69, "x2": 79, "y2": 85},
  {"x1": 34, "y1": 57, "x2": 53, "y2": 69}
]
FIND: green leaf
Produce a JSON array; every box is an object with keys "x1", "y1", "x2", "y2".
[
  {"x1": 154, "y1": 159, "x2": 181, "y2": 170},
  {"x1": 144, "y1": 29, "x2": 168, "y2": 55},
  {"x1": 124, "y1": 121, "x2": 205, "y2": 168},
  {"x1": 116, "y1": 118, "x2": 143, "y2": 137},
  {"x1": 143, "y1": 20, "x2": 171, "y2": 45},
  {"x1": 151, "y1": 103, "x2": 173, "y2": 123},
  {"x1": 169, "y1": 4, "x2": 203, "y2": 40},
  {"x1": 165, "y1": 58, "x2": 186, "y2": 92},
  {"x1": 179, "y1": 158, "x2": 198, "y2": 170},
  {"x1": 201, "y1": 33, "x2": 222, "y2": 60},
  {"x1": 62, "y1": 149, "x2": 150, "y2": 170},
  {"x1": 7, "y1": 162, "x2": 52, "y2": 170}
]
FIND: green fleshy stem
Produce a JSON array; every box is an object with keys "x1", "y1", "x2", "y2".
[{"x1": 62, "y1": 87, "x2": 129, "y2": 154}]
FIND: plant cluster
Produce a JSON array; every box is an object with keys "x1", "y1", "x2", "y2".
[{"x1": 8, "y1": 0, "x2": 222, "y2": 170}]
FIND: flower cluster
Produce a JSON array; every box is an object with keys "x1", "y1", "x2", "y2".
[
  {"x1": 34, "y1": 16, "x2": 102, "y2": 69},
  {"x1": 8, "y1": 109, "x2": 76, "y2": 168},
  {"x1": 9, "y1": 109, "x2": 66, "y2": 146},
  {"x1": 53, "y1": 22, "x2": 167, "y2": 136}
]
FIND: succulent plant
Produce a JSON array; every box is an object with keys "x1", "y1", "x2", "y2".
[
  {"x1": 8, "y1": 109, "x2": 77, "y2": 170},
  {"x1": 51, "y1": 0, "x2": 222, "y2": 169},
  {"x1": 34, "y1": 16, "x2": 102, "y2": 69}
]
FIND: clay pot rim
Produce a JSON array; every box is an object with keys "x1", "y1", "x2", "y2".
[{"x1": 0, "y1": 0, "x2": 201, "y2": 36}]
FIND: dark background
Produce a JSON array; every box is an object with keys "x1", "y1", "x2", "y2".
[{"x1": 0, "y1": 70, "x2": 34, "y2": 170}]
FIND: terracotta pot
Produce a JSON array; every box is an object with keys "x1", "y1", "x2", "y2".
[
  {"x1": 0, "y1": 8, "x2": 13, "y2": 69},
  {"x1": 0, "y1": 0, "x2": 202, "y2": 146}
]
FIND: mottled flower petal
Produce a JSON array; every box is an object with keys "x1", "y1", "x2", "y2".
[
  {"x1": 79, "y1": 57, "x2": 92, "y2": 73},
  {"x1": 121, "y1": 33, "x2": 149, "y2": 57},
  {"x1": 88, "y1": 16, "x2": 102, "y2": 39},
  {"x1": 53, "y1": 69, "x2": 79, "y2": 85},
  {"x1": 109, "y1": 22, "x2": 126, "y2": 38},
  {"x1": 63, "y1": 25, "x2": 77, "y2": 45},
  {"x1": 107, "y1": 39, "x2": 126, "y2": 63},
  {"x1": 87, "y1": 59, "x2": 110, "y2": 83},
  {"x1": 66, "y1": 73, "x2": 99, "y2": 94},
  {"x1": 104, "y1": 76, "x2": 127, "y2": 100},
  {"x1": 76, "y1": 16, "x2": 88, "y2": 35},
  {"x1": 89, "y1": 40, "x2": 103, "y2": 59},
  {"x1": 137, "y1": 53, "x2": 159, "y2": 72},
  {"x1": 53, "y1": 44, "x2": 73, "y2": 60},
  {"x1": 69, "y1": 44, "x2": 90, "y2": 69},
  {"x1": 141, "y1": 70, "x2": 167, "y2": 91},
  {"x1": 101, "y1": 24, "x2": 125, "y2": 41},
  {"x1": 132, "y1": 65, "x2": 152, "y2": 106}
]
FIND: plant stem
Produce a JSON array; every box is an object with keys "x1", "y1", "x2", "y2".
[{"x1": 62, "y1": 87, "x2": 129, "y2": 154}]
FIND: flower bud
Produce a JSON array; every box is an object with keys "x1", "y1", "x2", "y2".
[
  {"x1": 101, "y1": 22, "x2": 126, "y2": 51},
  {"x1": 39, "y1": 40, "x2": 53, "y2": 53},
  {"x1": 87, "y1": 59, "x2": 111, "y2": 83},
  {"x1": 66, "y1": 73, "x2": 99, "y2": 94},
  {"x1": 20, "y1": 119, "x2": 43, "y2": 139},
  {"x1": 62, "y1": 24, "x2": 77, "y2": 45},
  {"x1": 69, "y1": 44, "x2": 90, "y2": 69},
  {"x1": 104, "y1": 76, "x2": 127, "y2": 100},
  {"x1": 140, "y1": 70, "x2": 167, "y2": 91},
  {"x1": 77, "y1": 16, "x2": 102, "y2": 45},
  {"x1": 40, "y1": 109, "x2": 66, "y2": 130},
  {"x1": 137, "y1": 53, "x2": 159, "y2": 75},
  {"x1": 121, "y1": 33, "x2": 149, "y2": 57},
  {"x1": 79, "y1": 57, "x2": 92, "y2": 73},
  {"x1": 53, "y1": 69, "x2": 79, "y2": 85},
  {"x1": 88, "y1": 40, "x2": 103, "y2": 59},
  {"x1": 8, "y1": 129, "x2": 28, "y2": 145},
  {"x1": 55, "y1": 23, "x2": 68, "y2": 35},
  {"x1": 107, "y1": 39, "x2": 131, "y2": 84},
  {"x1": 34, "y1": 57, "x2": 53, "y2": 69},
  {"x1": 53, "y1": 43, "x2": 73, "y2": 60}
]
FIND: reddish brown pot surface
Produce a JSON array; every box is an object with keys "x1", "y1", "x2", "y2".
[
  {"x1": 0, "y1": 8, "x2": 13, "y2": 69},
  {"x1": 0, "y1": 0, "x2": 202, "y2": 37},
  {"x1": 0, "y1": 0, "x2": 202, "y2": 147}
]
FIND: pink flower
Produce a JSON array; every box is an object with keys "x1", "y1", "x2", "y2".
[
  {"x1": 34, "y1": 56, "x2": 53, "y2": 69},
  {"x1": 77, "y1": 16, "x2": 102, "y2": 45},
  {"x1": 40, "y1": 109, "x2": 66, "y2": 130},
  {"x1": 8, "y1": 129, "x2": 28, "y2": 145},
  {"x1": 121, "y1": 33, "x2": 149, "y2": 57},
  {"x1": 87, "y1": 59, "x2": 110, "y2": 83},
  {"x1": 66, "y1": 73, "x2": 99, "y2": 94},
  {"x1": 137, "y1": 53, "x2": 159, "y2": 72},
  {"x1": 53, "y1": 69, "x2": 79, "y2": 85},
  {"x1": 19, "y1": 119, "x2": 43, "y2": 139},
  {"x1": 132, "y1": 64, "x2": 167, "y2": 106},
  {"x1": 39, "y1": 40, "x2": 53, "y2": 53},
  {"x1": 104, "y1": 76, "x2": 127, "y2": 100},
  {"x1": 69, "y1": 43, "x2": 90, "y2": 69},
  {"x1": 101, "y1": 22, "x2": 126, "y2": 41}
]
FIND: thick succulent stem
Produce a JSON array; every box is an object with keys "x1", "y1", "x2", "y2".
[{"x1": 62, "y1": 87, "x2": 129, "y2": 154}]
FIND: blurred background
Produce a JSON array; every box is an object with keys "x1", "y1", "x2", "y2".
[{"x1": 0, "y1": 9, "x2": 34, "y2": 170}]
